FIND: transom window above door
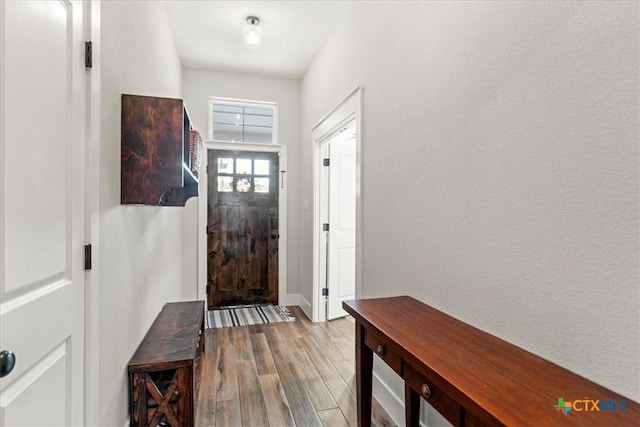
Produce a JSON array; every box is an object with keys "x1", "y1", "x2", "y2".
[
  {"x1": 217, "y1": 157, "x2": 271, "y2": 194},
  {"x1": 209, "y1": 97, "x2": 277, "y2": 144}
]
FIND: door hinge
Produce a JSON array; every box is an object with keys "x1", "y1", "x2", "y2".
[
  {"x1": 323, "y1": 158, "x2": 330, "y2": 167},
  {"x1": 322, "y1": 288, "x2": 329, "y2": 297},
  {"x1": 322, "y1": 223, "x2": 329, "y2": 232},
  {"x1": 84, "y1": 244, "x2": 92, "y2": 270},
  {"x1": 85, "y1": 41, "x2": 92, "y2": 68}
]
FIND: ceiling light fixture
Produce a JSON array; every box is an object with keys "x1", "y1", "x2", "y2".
[{"x1": 242, "y1": 16, "x2": 263, "y2": 49}]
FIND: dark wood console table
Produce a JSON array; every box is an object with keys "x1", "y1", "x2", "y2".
[
  {"x1": 343, "y1": 296, "x2": 639, "y2": 426},
  {"x1": 128, "y1": 301, "x2": 205, "y2": 427}
]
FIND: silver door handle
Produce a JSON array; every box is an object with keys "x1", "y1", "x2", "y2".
[{"x1": 0, "y1": 350, "x2": 16, "y2": 378}]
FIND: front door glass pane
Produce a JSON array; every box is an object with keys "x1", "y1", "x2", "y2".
[
  {"x1": 236, "y1": 159, "x2": 252, "y2": 174},
  {"x1": 218, "y1": 158, "x2": 234, "y2": 174},
  {"x1": 254, "y1": 160, "x2": 270, "y2": 175},
  {"x1": 218, "y1": 176, "x2": 233, "y2": 192},
  {"x1": 254, "y1": 177, "x2": 269, "y2": 193}
]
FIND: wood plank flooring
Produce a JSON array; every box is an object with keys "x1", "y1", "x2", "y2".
[{"x1": 196, "y1": 306, "x2": 397, "y2": 427}]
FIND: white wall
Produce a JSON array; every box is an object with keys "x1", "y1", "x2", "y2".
[
  {"x1": 301, "y1": 1, "x2": 639, "y2": 423},
  {"x1": 98, "y1": 2, "x2": 196, "y2": 425},
  {"x1": 182, "y1": 67, "x2": 302, "y2": 298}
]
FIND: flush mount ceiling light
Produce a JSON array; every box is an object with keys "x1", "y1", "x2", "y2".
[{"x1": 242, "y1": 16, "x2": 263, "y2": 49}]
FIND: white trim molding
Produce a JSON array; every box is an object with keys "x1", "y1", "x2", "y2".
[
  {"x1": 285, "y1": 293, "x2": 312, "y2": 320},
  {"x1": 372, "y1": 369, "x2": 405, "y2": 427},
  {"x1": 311, "y1": 87, "x2": 363, "y2": 322},
  {"x1": 208, "y1": 96, "x2": 278, "y2": 145},
  {"x1": 84, "y1": 0, "x2": 101, "y2": 425}
]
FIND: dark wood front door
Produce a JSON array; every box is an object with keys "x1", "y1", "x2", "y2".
[{"x1": 207, "y1": 150, "x2": 279, "y2": 308}]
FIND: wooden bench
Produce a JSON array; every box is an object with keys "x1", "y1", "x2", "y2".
[
  {"x1": 343, "y1": 296, "x2": 639, "y2": 426},
  {"x1": 128, "y1": 301, "x2": 205, "y2": 427}
]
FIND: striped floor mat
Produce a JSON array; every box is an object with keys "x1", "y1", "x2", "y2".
[{"x1": 206, "y1": 305, "x2": 294, "y2": 329}]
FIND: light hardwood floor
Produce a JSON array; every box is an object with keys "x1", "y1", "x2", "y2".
[{"x1": 195, "y1": 306, "x2": 397, "y2": 427}]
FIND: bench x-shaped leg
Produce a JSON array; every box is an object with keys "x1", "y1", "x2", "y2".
[{"x1": 146, "y1": 372, "x2": 180, "y2": 427}]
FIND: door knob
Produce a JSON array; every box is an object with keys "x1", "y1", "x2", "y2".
[{"x1": 0, "y1": 350, "x2": 16, "y2": 378}]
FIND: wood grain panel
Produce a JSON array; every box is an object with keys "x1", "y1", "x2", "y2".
[
  {"x1": 251, "y1": 333, "x2": 277, "y2": 375},
  {"x1": 334, "y1": 336, "x2": 356, "y2": 364},
  {"x1": 272, "y1": 321, "x2": 299, "y2": 348},
  {"x1": 325, "y1": 379, "x2": 358, "y2": 427},
  {"x1": 299, "y1": 336, "x2": 341, "y2": 382},
  {"x1": 331, "y1": 359, "x2": 356, "y2": 393},
  {"x1": 245, "y1": 206, "x2": 260, "y2": 290},
  {"x1": 288, "y1": 342, "x2": 338, "y2": 411},
  {"x1": 194, "y1": 347, "x2": 217, "y2": 426},
  {"x1": 207, "y1": 150, "x2": 279, "y2": 308},
  {"x1": 195, "y1": 306, "x2": 397, "y2": 427},
  {"x1": 317, "y1": 318, "x2": 348, "y2": 340},
  {"x1": 128, "y1": 302, "x2": 203, "y2": 369},
  {"x1": 121, "y1": 95, "x2": 183, "y2": 205},
  {"x1": 215, "y1": 346, "x2": 238, "y2": 401},
  {"x1": 259, "y1": 373, "x2": 295, "y2": 427},
  {"x1": 263, "y1": 322, "x2": 294, "y2": 365},
  {"x1": 215, "y1": 399, "x2": 242, "y2": 427},
  {"x1": 267, "y1": 206, "x2": 278, "y2": 302},
  {"x1": 333, "y1": 317, "x2": 356, "y2": 340},
  {"x1": 237, "y1": 360, "x2": 268, "y2": 427},
  {"x1": 276, "y1": 361, "x2": 323, "y2": 427},
  {"x1": 231, "y1": 326, "x2": 254, "y2": 365},
  {"x1": 224, "y1": 207, "x2": 239, "y2": 294},
  {"x1": 318, "y1": 408, "x2": 350, "y2": 427}
]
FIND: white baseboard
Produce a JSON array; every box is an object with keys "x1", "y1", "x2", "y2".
[
  {"x1": 298, "y1": 294, "x2": 312, "y2": 319},
  {"x1": 372, "y1": 370, "x2": 430, "y2": 427},
  {"x1": 372, "y1": 370, "x2": 405, "y2": 426},
  {"x1": 285, "y1": 293, "x2": 312, "y2": 320},
  {"x1": 284, "y1": 293, "x2": 298, "y2": 306}
]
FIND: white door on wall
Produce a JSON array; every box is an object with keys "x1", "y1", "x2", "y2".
[
  {"x1": 0, "y1": 1, "x2": 86, "y2": 425},
  {"x1": 326, "y1": 125, "x2": 356, "y2": 320}
]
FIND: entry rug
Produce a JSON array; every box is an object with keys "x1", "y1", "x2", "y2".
[{"x1": 206, "y1": 304, "x2": 294, "y2": 329}]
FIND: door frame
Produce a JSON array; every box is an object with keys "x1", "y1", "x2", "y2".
[
  {"x1": 198, "y1": 142, "x2": 288, "y2": 308},
  {"x1": 84, "y1": 0, "x2": 101, "y2": 425},
  {"x1": 312, "y1": 87, "x2": 363, "y2": 322}
]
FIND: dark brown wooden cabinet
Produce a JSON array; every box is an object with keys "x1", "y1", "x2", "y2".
[{"x1": 121, "y1": 94, "x2": 200, "y2": 206}]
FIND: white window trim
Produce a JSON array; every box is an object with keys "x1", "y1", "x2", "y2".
[{"x1": 208, "y1": 96, "x2": 278, "y2": 145}]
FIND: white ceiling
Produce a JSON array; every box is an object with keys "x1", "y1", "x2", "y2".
[{"x1": 164, "y1": 1, "x2": 352, "y2": 79}]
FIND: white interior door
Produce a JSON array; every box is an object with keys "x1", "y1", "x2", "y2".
[
  {"x1": 326, "y1": 126, "x2": 356, "y2": 320},
  {"x1": 0, "y1": 1, "x2": 85, "y2": 425},
  {"x1": 312, "y1": 88, "x2": 362, "y2": 323}
]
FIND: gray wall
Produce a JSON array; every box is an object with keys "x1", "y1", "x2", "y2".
[
  {"x1": 98, "y1": 2, "x2": 195, "y2": 425},
  {"x1": 300, "y1": 2, "x2": 639, "y2": 422}
]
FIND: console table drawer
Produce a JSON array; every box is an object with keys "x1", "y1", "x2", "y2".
[
  {"x1": 364, "y1": 329, "x2": 402, "y2": 375},
  {"x1": 403, "y1": 364, "x2": 461, "y2": 426}
]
